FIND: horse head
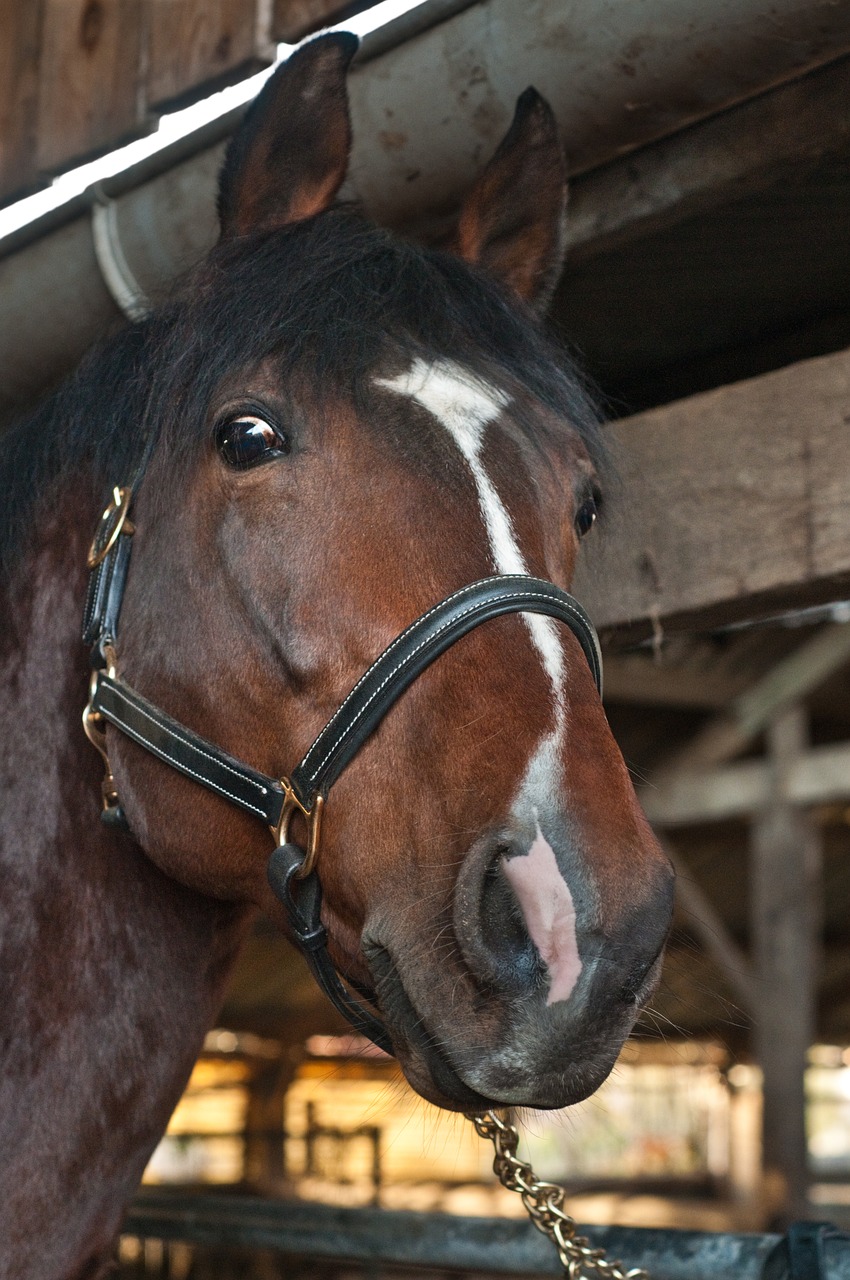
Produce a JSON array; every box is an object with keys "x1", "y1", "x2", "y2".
[{"x1": 102, "y1": 34, "x2": 673, "y2": 1113}]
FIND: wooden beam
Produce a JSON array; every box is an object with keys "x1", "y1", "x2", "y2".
[
  {"x1": 602, "y1": 655, "x2": 747, "y2": 709},
  {"x1": 573, "y1": 347, "x2": 850, "y2": 637},
  {"x1": 644, "y1": 760, "x2": 768, "y2": 827},
  {"x1": 735, "y1": 625, "x2": 850, "y2": 743},
  {"x1": 662, "y1": 837, "x2": 757, "y2": 1013},
  {"x1": 243, "y1": 1058, "x2": 293, "y2": 1193},
  {"x1": 565, "y1": 55, "x2": 850, "y2": 266},
  {"x1": 653, "y1": 623, "x2": 850, "y2": 776},
  {"x1": 272, "y1": 0, "x2": 376, "y2": 43},
  {"x1": 643, "y1": 740, "x2": 850, "y2": 826},
  {"x1": 793, "y1": 742, "x2": 850, "y2": 809}
]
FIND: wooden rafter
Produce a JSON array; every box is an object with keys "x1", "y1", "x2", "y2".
[{"x1": 566, "y1": 55, "x2": 850, "y2": 266}]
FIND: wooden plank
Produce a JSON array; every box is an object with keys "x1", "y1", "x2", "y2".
[
  {"x1": 146, "y1": 0, "x2": 265, "y2": 109},
  {"x1": 602, "y1": 655, "x2": 747, "y2": 709},
  {"x1": 37, "y1": 0, "x2": 145, "y2": 173},
  {"x1": 643, "y1": 760, "x2": 769, "y2": 827},
  {"x1": 272, "y1": 1, "x2": 374, "y2": 44},
  {"x1": 243, "y1": 1059, "x2": 292, "y2": 1191},
  {"x1": 793, "y1": 741, "x2": 850, "y2": 808},
  {"x1": 734, "y1": 625, "x2": 850, "y2": 741},
  {"x1": 573, "y1": 346, "x2": 850, "y2": 637},
  {"x1": 0, "y1": 0, "x2": 45, "y2": 205}
]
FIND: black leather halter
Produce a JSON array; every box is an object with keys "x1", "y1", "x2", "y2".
[{"x1": 82, "y1": 487, "x2": 603, "y2": 1054}]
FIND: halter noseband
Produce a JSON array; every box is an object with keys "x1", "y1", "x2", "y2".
[{"x1": 82, "y1": 485, "x2": 603, "y2": 1054}]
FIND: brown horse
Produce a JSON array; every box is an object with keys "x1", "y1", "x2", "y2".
[{"x1": 0, "y1": 33, "x2": 673, "y2": 1279}]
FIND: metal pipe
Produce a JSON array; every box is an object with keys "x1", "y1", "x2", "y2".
[{"x1": 3, "y1": 0, "x2": 850, "y2": 421}]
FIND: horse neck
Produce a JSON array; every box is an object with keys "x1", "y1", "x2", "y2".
[{"x1": 0, "y1": 498, "x2": 253, "y2": 1277}]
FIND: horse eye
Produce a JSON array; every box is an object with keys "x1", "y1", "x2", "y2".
[
  {"x1": 216, "y1": 415, "x2": 288, "y2": 469},
  {"x1": 574, "y1": 496, "x2": 598, "y2": 538}
]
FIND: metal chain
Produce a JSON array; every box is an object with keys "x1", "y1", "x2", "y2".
[{"x1": 469, "y1": 1110, "x2": 648, "y2": 1280}]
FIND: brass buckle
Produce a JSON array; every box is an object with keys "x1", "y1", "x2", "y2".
[
  {"x1": 271, "y1": 779, "x2": 324, "y2": 879},
  {"x1": 87, "y1": 486, "x2": 134, "y2": 570},
  {"x1": 82, "y1": 648, "x2": 121, "y2": 813}
]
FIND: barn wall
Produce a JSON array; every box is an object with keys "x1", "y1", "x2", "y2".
[{"x1": 0, "y1": 0, "x2": 373, "y2": 208}]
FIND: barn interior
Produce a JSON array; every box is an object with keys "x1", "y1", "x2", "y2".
[{"x1": 3, "y1": 0, "x2": 850, "y2": 1272}]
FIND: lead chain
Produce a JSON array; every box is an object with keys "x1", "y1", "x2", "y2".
[{"x1": 469, "y1": 1110, "x2": 648, "y2": 1280}]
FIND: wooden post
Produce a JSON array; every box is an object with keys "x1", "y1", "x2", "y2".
[
  {"x1": 243, "y1": 1057, "x2": 294, "y2": 1194},
  {"x1": 749, "y1": 704, "x2": 822, "y2": 1222}
]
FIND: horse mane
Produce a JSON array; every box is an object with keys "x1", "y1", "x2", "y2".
[{"x1": 0, "y1": 207, "x2": 605, "y2": 578}]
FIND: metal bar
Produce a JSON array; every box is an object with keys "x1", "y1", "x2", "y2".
[{"x1": 123, "y1": 1193, "x2": 850, "y2": 1279}]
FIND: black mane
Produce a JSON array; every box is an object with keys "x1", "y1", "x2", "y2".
[{"x1": 0, "y1": 207, "x2": 604, "y2": 576}]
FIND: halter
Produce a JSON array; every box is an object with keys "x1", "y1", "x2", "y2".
[{"x1": 82, "y1": 483, "x2": 603, "y2": 1055}]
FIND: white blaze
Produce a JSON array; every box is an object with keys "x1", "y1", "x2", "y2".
[
  {"x1": 376, "y1": 357, "x2": 566, "y2": 704},
  {"x1": 376, "y1": 357, "x2": 582, "y2": 1004}
]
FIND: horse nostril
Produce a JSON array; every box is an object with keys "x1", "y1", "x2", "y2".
[{"x1": 477, "y1": 842, "x2": 543, "y2": 993}]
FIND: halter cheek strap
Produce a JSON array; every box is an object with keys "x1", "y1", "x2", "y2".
[{"x1": 82, "y1": 488, "x2": 603, "y2": 1054}]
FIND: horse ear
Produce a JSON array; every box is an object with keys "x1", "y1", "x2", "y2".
[
  {"x1": 218, "y1": 32, "x2": 358, "y2": 238},
  {"x1": 454, "y1": 88, "x2": 567, "y2": 312}
]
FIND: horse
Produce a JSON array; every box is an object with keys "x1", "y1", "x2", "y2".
[{"x1": 0, "y1": 32, "x2": 674, "y2": 1279}]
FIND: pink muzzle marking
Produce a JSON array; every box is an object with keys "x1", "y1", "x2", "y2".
[{"x1": 502, "y1": 824, "x2": 583, "y2": 1005}]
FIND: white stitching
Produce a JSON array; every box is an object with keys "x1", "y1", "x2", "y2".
[
  {"x1": 96, "y1": 578, "x2": 599, "y2": 817},
  {"x1": 99, "y1": 682, "x2": 272, "y2": 815},
  {"x1": 304, "y1": 583, "x2": 597, "y2": 781},
  {"x1": 316, "y1": 580, "x2": 486, "y2": 718}
]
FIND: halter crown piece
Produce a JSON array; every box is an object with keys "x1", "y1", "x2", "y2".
[{"x1": 82, "y1": 480, "x2": 603, "y2": 1055}]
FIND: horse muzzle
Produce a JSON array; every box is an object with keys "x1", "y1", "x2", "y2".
[{"x1": 360, "y1": 826, "x2": 673, "y2": 1112}]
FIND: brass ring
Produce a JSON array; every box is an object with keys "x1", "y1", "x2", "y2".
[
  {"x1": 86, "y1": 486, "x2": 134, "y2": 569},
  {"x1": 271, "y1": 781, "x2": 324, "y2": 879}
]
